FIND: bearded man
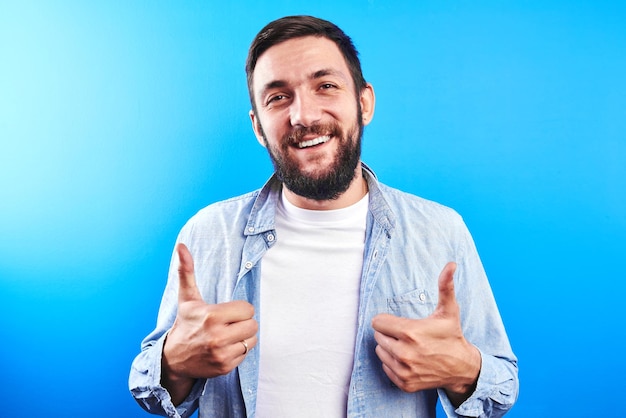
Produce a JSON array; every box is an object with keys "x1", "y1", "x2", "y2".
[{"x1": 129, "y1": 15, "x2": 518, "y2": 418}]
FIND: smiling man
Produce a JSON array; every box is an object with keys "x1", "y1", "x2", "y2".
[
  {"x1": 249, "y1": 35, "x2": 372, "y2": 208},
  {"x1": 129, "y1": 15, "x2": 518, "y2": 418}
]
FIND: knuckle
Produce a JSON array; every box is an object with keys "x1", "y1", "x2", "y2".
[
  {"x1": 205, "y1": 336, "x2": 227, "y2": 352},
  {"x1": 201, "y1": 312, "x2": 217, "y2": 326},
  {"x1": 211, "y1": 351, "x2": 229, "y2": 366},
  {"x1": 395, "y1": 347, "x2": 412, "y2": 364},
  {"x1": 206, "y1": 346, "x2": 232, "y2": 367},
  {"x1": 215, "y1": 362, "x2": 235, "y2": 376},
  {"x1": 241, "y1": 302, "x2": 255, "y2": 317},
  {"x1": 402, "y1": 384, "x2": 418, "y2": 393}
]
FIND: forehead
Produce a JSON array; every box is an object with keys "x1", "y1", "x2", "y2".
[{"x1": 252, "y1": 36, "x2": 353, "y2": 94}]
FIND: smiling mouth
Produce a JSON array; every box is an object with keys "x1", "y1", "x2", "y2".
[{"x1": 296, "y1": 135, "x2": 331, "y2": 149}]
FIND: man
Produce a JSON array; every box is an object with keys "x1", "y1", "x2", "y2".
[{"x1": 129, "y1": 15, "x2": 518, "y2": 418}]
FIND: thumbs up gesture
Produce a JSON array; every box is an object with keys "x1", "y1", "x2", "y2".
[
  {"x1": 161, "y1": 243, "x2": 258, "y2": 404},
  {"x1": 372, "y1": 262, "x2": 481, "y2": 405}
]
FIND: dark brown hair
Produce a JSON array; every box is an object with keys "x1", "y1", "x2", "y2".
[{"x1": 245, "y1": 15, "x2": 366, "y2": 111}]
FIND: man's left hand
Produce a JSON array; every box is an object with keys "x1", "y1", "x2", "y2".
[{"x1": 372, "y1": 262, "x2": 481, "y2": 405}]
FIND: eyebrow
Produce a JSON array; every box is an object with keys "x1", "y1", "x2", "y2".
[
  {"x1": 262, "y1": 80, "x2": 288, "y2": 92},
  {"x1": 260, "y1": 68, "x2": 349, "y2": 96},
  {"x1": 312, "y1": 68, "x2": 346, "y2": 81}
]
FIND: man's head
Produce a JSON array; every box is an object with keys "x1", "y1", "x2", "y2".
[
  {"x1": 246, "y1": 15, "x2": 367, "y2": 113},
  {"x1": 246, "y1": 16, "x2": 375, "y2": 205}
]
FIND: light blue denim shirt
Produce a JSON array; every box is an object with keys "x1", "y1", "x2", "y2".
[{"x1": 129, "y1": 163, "x2": 518, "y2": 418}]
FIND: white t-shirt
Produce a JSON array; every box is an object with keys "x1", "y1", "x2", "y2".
[{"x1": 255, "y1": 191, "x2": 369, "y2": 417}]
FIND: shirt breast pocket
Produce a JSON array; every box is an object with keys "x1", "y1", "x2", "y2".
[{"x1": 387, "y1": 288, "x2": 436, "y2": 319}]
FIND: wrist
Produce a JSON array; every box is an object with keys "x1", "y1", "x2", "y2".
[
  {"x1": 161, "y1": 332, "x2": 195, "y2": 384},
  {"x1": 444, "y1": 344, "x2": 481, "y2": 406},
  {"x1": 161, "y1": 338, "x2": 196, "y2": 406}
]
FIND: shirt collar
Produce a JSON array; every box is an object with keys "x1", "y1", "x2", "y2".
[{"x1": 244, "y1": 162, "x2": 395, "y2": 237}]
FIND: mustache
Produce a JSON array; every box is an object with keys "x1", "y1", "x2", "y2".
[{"x1": 284, "y1": 122, "x2": 341, "y2": 144}]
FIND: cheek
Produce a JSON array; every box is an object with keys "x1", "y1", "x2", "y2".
[
  {"x1": 258, "y1": 113, "x2": 285, "y2": 136},
  {"x1": 266, "y1": 119, "x2": 294, "y2": 146},
  {"x1": 333, "y1": 99, "x2": 360, "y2": 124}
]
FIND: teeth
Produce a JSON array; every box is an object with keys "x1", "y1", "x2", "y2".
[{"x1": 297, "y1": 135, "x2": 330, "y2": 149}]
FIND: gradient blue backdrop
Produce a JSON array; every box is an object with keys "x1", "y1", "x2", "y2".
[{"x1": 1, "y1": 1, "x2": 624, "y2": 417}]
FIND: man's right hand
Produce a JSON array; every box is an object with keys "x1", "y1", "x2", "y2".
[{"x1": 161, "y1": 243, "x2": 258, "y2": 404}]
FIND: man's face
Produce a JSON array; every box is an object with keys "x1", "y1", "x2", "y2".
[{"x1": 249, "y1": 36, "x2": 374, "y2": 201}]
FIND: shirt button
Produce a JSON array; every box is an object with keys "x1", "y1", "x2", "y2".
[
  {"x1": 244, "y1": 261, "x2": 253, "y2": 269},
  {"x1": 373, "y1": 250, "x2": 378, "y2": 259},
  {"x1": 248, "y1": 227, "x2": 255, "y2": 233},
  {"x1": 267, "y1": 233, "x2": 275, "y2": 242},
  {"x1": 419, "y1": 292, "x2": 426, "y2": 302}
]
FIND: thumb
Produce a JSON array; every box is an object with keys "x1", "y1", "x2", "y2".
[
  {"x1": 176, "y1": 243, "x2": 203, "y2": 303},
  {"x1": 434, "y1": 261, "x2": 458, "y2": 317}
]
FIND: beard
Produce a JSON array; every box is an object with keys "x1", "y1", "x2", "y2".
[{"x1": 260, "y1": 109, "x2": 364, "y2": 201}]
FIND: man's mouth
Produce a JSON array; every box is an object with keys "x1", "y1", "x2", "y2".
[{"x1": 296, "y1": 135, "x2": 331, "y2": 149}]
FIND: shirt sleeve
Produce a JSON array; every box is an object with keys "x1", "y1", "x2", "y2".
[
  {"x1": 437, "y1": 349, "x2": 519, "y2": 417},
  {"x1": 437, "y1": 218, "x2": 519, "y2": 417},
  {"x1": 128, "y1": 330, "x2": 207, "y2": 418},
  {"x1": 128, "y1": 236, "x2": 208, "y2": 418}
]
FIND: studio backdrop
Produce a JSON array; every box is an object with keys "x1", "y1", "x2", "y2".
[{"x1": 1, "y1": 1, "x2": 624, "y2": 417}]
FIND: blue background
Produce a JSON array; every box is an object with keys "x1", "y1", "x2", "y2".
[{"x1": 1, "y1": 1, "x2": 624, "y2": 417}]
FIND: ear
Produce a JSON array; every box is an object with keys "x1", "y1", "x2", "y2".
[
  {"x1": 249, "y1": 109, "x2": 266, "y2": 147},
  {"x1": 359, "y1": 83, "x2": 376, "y2": 126}
]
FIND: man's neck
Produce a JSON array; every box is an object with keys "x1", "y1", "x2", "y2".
[{"x1": 282, "y1": 165, "x2": 368, "y2": 211}]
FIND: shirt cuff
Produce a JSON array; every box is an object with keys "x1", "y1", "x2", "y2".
[
  {"x1": 438, "y1": 349, "x2": 518, "y2": 417},
  {"x1": 129, "y1": 331, "x2": 207, "y2": 418}
]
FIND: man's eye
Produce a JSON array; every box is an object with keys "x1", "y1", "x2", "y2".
[
  {"x1": 268, "y1": 95, "x2": 286, "y2": 104},
  {"x1": 320, "y1": 83, "x2": 336, "y2": 90}
]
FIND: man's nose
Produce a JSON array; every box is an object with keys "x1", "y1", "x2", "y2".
[{"x1": 289, "y1": 92, "x2": 322, "y2": 127}]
